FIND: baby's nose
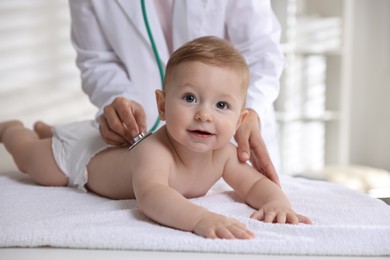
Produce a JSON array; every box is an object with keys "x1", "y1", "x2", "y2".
[{"x1": 194, "y1": 107, "x2": 213, "y2": 122}]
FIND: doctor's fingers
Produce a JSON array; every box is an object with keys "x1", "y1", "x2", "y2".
[
  {"x1": 103, "y1": 98, "x2": 136, "y2": 141},
  {"x1": 235, "y1": 109, "x2": 260, "y2": 163},
  {"x1": 99, "y1": 115, "x2": 129, "y2": 146},
  {"x1": 112, "y1": 98, "x2": 147, "y2": 137},
  {"x1": 234, "y1": 117, "x2": 280, "y2": 186},
  {"x1": 235, "y1": 124, "x2": 251, "y2": 162},
  {"x1": 249, "y1": 135, "x2": 280, "y2": 187},
  {"x1": 129, "y1": 102, "x2": 147, "y2": 135}
]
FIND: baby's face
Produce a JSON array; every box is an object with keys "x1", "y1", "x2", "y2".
[{"x1": 162, "y1": 61, "x2": 247, "y2": 152}]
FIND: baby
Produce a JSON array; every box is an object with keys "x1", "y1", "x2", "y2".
[{"x1": 0, "y1": 36, "x2": 311, "y2": 239}]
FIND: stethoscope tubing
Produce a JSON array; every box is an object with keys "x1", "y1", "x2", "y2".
[
  {"x1": 129, "y1": 0, "x2": 164, "y2": 148},
  {"x1": 140, "y1": 0, "x2": 163, "y2": 133}
]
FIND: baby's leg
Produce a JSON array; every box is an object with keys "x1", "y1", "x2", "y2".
[
  {"x1": 0, "y1": 120, "x2": 22, "y2": 141},
  {"x1": 0, "y1": 120, "x2": 67, "y2": 186}
]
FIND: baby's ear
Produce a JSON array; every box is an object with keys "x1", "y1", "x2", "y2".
[
  {"x1": 155, "y1": 90, "x2": 166, "y2": 120},
  {"x1": 235, "y1": 109, "x2": 249, "y2": 131}
]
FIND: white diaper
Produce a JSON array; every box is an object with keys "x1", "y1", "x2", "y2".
[{"x1": 51, "y1": 120, "x2": 113, "y2": 191}]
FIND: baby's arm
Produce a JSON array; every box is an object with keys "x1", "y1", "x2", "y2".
[
  {"x1": 223, "y1": 146, "x2": 312, "y2": 224},
  {"x1": 132, "y1": 158, "x2": 253, "y2": 239},
  {"x1": 134, "y1": 180, "x2": 253, "y2": 239},
  {"x1": 246, "y1": 177, "x2": 311, "y2": 224}
]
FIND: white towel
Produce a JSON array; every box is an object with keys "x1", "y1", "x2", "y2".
[{"x1": 0, "y1": 171, "x2": 389, "y2": 256}]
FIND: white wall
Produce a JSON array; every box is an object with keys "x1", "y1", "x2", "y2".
[
  {"x1": 0, "y1": 1, "x2": 97, "y2": 172},
  {"x1": 347, "y1": 0, "x2": 390, "y2": 171}
]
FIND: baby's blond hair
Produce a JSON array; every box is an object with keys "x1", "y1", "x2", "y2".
[{"x1": 163, "y1": 36, "x2": 249, "y2": 103}]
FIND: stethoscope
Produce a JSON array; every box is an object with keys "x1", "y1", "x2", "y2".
[{"x1": 129, "y1": 0, "x2": 164, "y2": 150}]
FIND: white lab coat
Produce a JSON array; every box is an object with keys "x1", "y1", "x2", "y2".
[{"x1": 69, "y1": 0, "x2": 285, "y2": 169}]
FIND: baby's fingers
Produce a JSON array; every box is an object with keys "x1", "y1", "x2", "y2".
[
  {"x1": 214, "y1": 224, "x2": 254, "y2": 240},
  {"x1": 230, "y1": 225, "x2": 255, "y2": 239},
  {"x1": 285, "y1": 212, "x2": 312, "y2": 224},
  {"x1": 286, "y1": 212, "x2": 299, "y2": 224},
  {"x1": 251, "y1": 209, "x2": 279, "y2": 223},
  {"x1": 250, "y1": 209, "x2": 264, "y2": 220},
  {"x1": 276, "y1": 212, "x2": 287, "y2": 223},
  {"x1": 263, "y1": 211, "x2": 277, "y2": 223},
  {"x1": 297, "y1": 214, "x2": 313, "y2": 224},
  {"x1": 215, "y1": 227, "x2": 235, "y2": 239}
]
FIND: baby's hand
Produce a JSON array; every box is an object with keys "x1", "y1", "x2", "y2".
[
  {"x1": 193, "y1": 211, "x2": 254, "y2": 239},
  {"x1": 250, "y1": 201, "x2": 312, "y2": 224}
]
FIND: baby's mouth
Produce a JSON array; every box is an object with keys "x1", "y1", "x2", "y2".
[{"x1": 188, "y1": 129, "x2": 214, "y2": 136}]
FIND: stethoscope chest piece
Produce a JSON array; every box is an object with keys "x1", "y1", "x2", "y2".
[{"x1": 128, "y1": 132, "x2": 152, "y2": 150}]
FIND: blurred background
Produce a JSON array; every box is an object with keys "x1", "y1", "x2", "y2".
[{"x1": 0, "y1": 0, "x2": 389, "y2": 201}]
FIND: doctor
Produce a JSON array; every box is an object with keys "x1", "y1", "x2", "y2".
[{"x1": 68, "y1": 0, "x2": 284, "y2": 185}]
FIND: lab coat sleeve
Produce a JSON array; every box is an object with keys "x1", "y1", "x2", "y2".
[
  {"x1": 225, "y1": 0, "x2": 286, "y2": 121},
  {"x1": 69, "y1": 0, "x2": 136, "y2": 118}
]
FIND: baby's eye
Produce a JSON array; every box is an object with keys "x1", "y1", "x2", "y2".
[
  {"x1": 183, "y1": 93, "x2": 197, "y2": 103},
  {"x1": 216, "y1": 101, "x2": 229, "y2": 110}
]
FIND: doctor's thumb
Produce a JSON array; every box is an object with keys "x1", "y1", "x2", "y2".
[{"x1": 237, "y1": 142, "x2": 251, "y2": 163}]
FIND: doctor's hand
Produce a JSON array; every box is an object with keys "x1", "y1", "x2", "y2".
[
  {"x1": 99, "y1": 97, "x2": 147, "y2": 146},
  {"x1": 234, "y1": 109, "x2": 280, "y2": 187}
]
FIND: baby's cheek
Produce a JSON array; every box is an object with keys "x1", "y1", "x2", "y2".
[{"x1": 223, "y1": 124, "x2": 238, "y2": 140}]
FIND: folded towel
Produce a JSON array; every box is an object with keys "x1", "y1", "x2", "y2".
[{"x1": 0, "y1": 171, "x2": 389, "y2": 256}]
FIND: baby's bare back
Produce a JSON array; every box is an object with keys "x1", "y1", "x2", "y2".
[
  {"x1": 86, "y1": 146, "x2": 136, "y2": 200},
  {"x1": 85, "y1": 127, "x2": 229, "y2": 200}
]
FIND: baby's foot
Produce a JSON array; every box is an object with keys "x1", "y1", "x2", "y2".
[
  {"x1": 0, "y1": 120, "x2": 23, "y2": 142},
  {"x1": 33, "y1": 121, "x2": 53, "y2": 139}
]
